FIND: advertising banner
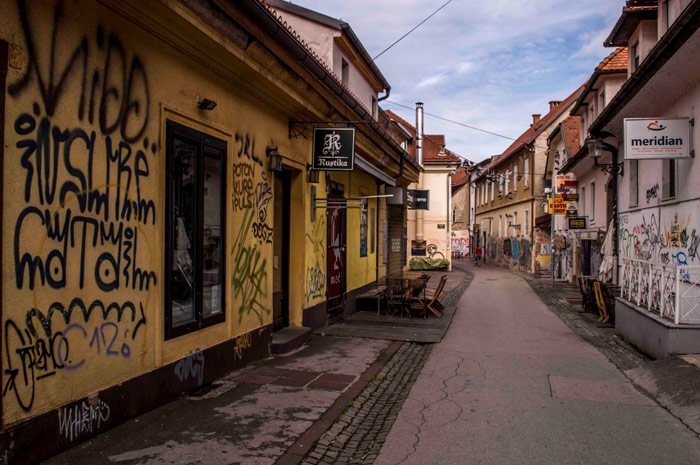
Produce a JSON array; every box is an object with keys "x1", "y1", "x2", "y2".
[
  {"x1": 312, "y1": 128, "x2": 355, "y2": 170},
  {"x1": 624, "y1": 118, "x2": 692, "y2": 159}
]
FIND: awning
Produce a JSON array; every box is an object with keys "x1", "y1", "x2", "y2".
[{"x1": 355, "y1": 153, "x2": 396, "y2": 186}]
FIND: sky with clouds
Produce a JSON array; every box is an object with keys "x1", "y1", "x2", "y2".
[{"x1": 288, "y1": 0, "x2": 626, "y2": 162}]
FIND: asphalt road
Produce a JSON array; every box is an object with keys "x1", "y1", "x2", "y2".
[{"x1": 375, "y1": 265, "x2": 700, "y2": 465}]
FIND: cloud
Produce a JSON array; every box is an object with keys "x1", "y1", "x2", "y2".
[
  {"x1": 291, "y1": 0, "x2": 627, "y2": 161},
  {"x1": 416, "y1": 73, "x2": 447, "y2": 88}
]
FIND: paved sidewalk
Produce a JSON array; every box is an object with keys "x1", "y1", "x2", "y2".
[
  {"x1": 526, "y1": 275, "x2": 700, "y2": 435},
  {"x1": 45, "y1": 336, "x2": 396, "y2": 465},
  {"x1": 44, "y1": 267, "x2": 474, "y2": 465},
  {"x1": 375, "y1": 264, "x2": 700, "y2": 465},
  {"x1": 322, "y1": 267, "x2": 473, "y2": 343}
]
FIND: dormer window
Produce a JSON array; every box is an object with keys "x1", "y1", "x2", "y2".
[
  {"x1": 372, "y1": 96, "x2": 378, "y2": 118},
  {"x1": 631, "y1": 41, "x2": 640, "y2": 72}
]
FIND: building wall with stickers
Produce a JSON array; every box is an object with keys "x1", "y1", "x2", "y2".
[
  {"x1": 0, "y1": 0, "x2": 362, "y2": 459},
  {"x1": 617, "y1": 84, "x2": 700, "y2": 270},
  {"x1": 0, "y1": 1, "x2": 417, "y2": 460}
]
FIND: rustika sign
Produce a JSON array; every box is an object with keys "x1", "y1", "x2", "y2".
[{"x1": 312, "y1": 128, "x2": 355, "y2": 170}]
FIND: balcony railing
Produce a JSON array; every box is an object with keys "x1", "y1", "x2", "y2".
[{"x1": 621, "y1": 258, "x2": 700, "y2": 325}]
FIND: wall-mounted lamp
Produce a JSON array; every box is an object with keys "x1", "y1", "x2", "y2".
[
  {"x1": 197, "y1": 97, "x2": 218, "y2": 111},
  {"x1": 585, "y1": 133, "x2": 622, "y2": 176},
  {"x1": 266, "y1": 146, "x2": 284, "y2": 172},
  {"x1": 307, "y1": 163, "x2": 320, "y2": 183}
]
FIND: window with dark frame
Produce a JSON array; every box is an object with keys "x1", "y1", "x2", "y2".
[
  {"x1": 165, "y1": 120, "x2": 226, "y2": 340},
  {"x1": 663, "y1": 159, "x2": 677, "y2": 199},
  {"x1": 632, "y1": 41, "x2": 640, "y2": 72}
]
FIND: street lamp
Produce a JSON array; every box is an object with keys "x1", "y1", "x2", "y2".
[
  {"x1": 586, "y1": 135, "x2": 623, "y2": 176},
  {"x1": 585, "y1": 132, "x2": 621, "y2": 283}
]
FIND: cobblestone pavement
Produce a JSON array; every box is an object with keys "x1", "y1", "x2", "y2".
[
  {"x1": 299, "y1": 342, "x2": 431, "y2": 465},
  {"x1": 296, "y1": 269, "x2": 474, "y2": 465},
  {"x1": 524, "y1": 276, "x2": 648, "y2": 370}
]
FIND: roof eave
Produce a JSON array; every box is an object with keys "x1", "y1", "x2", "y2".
[
  {"x1": 604, "y1": 8, "x2": 658, "y2": 47},
  {"x1": 592, "y1": 2, "x2": 700, "y2": 133}
]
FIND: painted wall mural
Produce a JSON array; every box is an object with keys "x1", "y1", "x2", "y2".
[{"x1": 3, "y1": 0, "x2": 158, "y2": 425}]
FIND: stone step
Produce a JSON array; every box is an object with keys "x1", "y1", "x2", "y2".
[{"x1": 271, "y1": 327, "x2": 313, "y2": 354}]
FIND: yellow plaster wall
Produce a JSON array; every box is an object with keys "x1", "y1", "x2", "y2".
[{"x1": 0, "y1": 0, "x2": 311, "y2": 426}]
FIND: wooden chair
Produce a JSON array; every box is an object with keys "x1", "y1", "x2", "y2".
[
  {"x1": 405, "y1": 275, "x2": 431, "y2": 318},
  {"x1": 422, "y1": 275, "x2": 447, "y2": 318},
  {"x1": 578, "y1": 277, "x2": 596, "y2": 313},
  {"x1": 595, "y1": 281, "x2": 616, "y2": 324},
  {"x1": 592, "y1": 280, "x2": 616, "y2": 324}
]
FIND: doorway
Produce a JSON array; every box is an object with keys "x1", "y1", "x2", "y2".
[
  {"x1": 272, "y1": 171, "x2": 291, "y2": 331},
  {"x1": 326, "y1": 181, "x2": 346, "y2": 318}
]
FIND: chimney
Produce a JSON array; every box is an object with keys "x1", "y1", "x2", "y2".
[
  {"x1": 416, "y1": 102, "x2": 424, "y2": 166},
  {"x1": 549, "y1": 100, "x2": 562, "y2": 111},
  {"x1": 532, "y1": 114, "x2": 541, "y2": 126}
]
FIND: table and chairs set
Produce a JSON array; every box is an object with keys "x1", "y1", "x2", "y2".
[{"x1": 381, "y1": 273, "x2": 447, "y2": 319}]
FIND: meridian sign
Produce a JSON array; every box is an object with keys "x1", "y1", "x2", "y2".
[
  {"x1": 312, "y1": 128, "x2": 355, "y2": 170},
  {"x1": 624, "y1": 117, "x2": 692, "y2": 159}
]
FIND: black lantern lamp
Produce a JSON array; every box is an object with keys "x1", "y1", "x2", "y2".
[
  {"x1": 266, "y1": 146, "x2": 284, "y2": 172},
  {"x1": 585, "y1": 133, "x2": 623, "y2": 176}
]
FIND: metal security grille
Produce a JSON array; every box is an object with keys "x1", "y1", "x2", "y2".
[{"x1": 387, "y1": 205, "x2": 405, "y2": 282}]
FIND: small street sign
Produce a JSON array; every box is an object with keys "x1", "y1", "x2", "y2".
[
  {"x1": 568, "y1": 216, "x2": 588, "y2": 229},
  {"x1": 407, "y1": 189, "x2": 430, "y2": 210}
]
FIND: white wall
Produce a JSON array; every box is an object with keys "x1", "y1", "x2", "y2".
[
  {"x1": 332, "y1": 43, "x2": 376, "y2": 113},
  {"x1": 618, "y1": 77, "x2": 700, "y2": 267}
]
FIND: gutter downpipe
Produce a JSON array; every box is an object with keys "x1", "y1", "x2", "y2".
[{"x1": 415, "y1": 102, "x2": 424, "y2": 242}]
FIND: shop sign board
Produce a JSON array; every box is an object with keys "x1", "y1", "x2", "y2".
[
  {"x1": 555, "y1": 175, "x2": 578, "y2": 194},
  {"x1": 568, "y1": 216, "x2": 588, "y2": 230},
  {"x1": 553, "y1": 195, "x2": 568, "y2": 215},
  {"x1": 624, "y1": 118, "x2": 692, "y2": 159},
  {"x1": 312, "y1": 128, "x2": 355, "y2": 170},
  {"x1": 407, "y1": 189, "x2": 430, "y2": 210}
]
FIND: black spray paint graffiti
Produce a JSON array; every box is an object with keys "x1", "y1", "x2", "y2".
[
  {"x1": 10, "y1": 1, "x2": 152, "y2": 146},
  {"x1": 235, "y1": 132, "x2": 264, "y2": 167},
  {"x1": 232, "y1": 163, "x2": 254, "y2": 211},
  {"x1": 174, "y1": 349, "x2": 204, "y2": 387},
  {"x1": 646, "y1": 184, "x2": 659, "y2": 204},
  {"x1": 305, "y1": 215, "x2": 326, "y2": 302},
  {"x1": 3, "y1": 298, "x2": 146, "y2": 412},
  {"x1": 5, "y1": 0, "x2": 156, "y2": 414},
  {"x1": 232, "y1": 209, "x2": 268, "y2": 325},
  {"x1": 427, "y1": 244, "x2": 445, "y2": 259},
  {"x1": 253, "y1": 181, "x2": 273, "y2": 244},
  {"x1": 58, "y1": 397, "x2": 110, "y2": 442}
]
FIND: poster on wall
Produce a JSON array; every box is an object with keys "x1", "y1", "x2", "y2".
[
  {"x1": 312, "y1": 128, "x2": 355, "y2": 170},
  {"x1": 360, "y1": 200, "x2": 368, "y2": 257},
  {"x1": 624, "y1": 118, "x2": 692, "y2": 159}
]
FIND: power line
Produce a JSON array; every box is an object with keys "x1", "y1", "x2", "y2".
[
  {"x1": 373, "y1": 0, "x2": 454, "y2": 60},
  {"x1": 384, "y1": 100, "x2": 550, "y2": 151}
]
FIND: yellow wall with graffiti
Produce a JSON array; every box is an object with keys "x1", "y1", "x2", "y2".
[{"x1": 0, "y1": 0, "x2": 313, "y2": 426}]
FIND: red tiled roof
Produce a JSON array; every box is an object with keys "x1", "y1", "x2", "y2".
[
  {"x1": 451, "y1": 168, "x2": 469, "y2": 187},
  {"x1": 560, "y1": 115, "x2": 582, "y2": 158},
  {"x1": 599, "y1": 47, "x2": 629, "y2": 72},
  {"x1": 482, "y1": 83, "x2": 586, "y2": 175},
  {"x1": 384, "y1": 110, "x2": 461, "y2": 164},
  {"x1": 571, "y1": 49, "x2": 627, "y2": 116}
]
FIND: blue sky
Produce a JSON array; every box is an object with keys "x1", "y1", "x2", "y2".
[{"x1": 287, "y1": 0, "x2": 627, "y2": 162}]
